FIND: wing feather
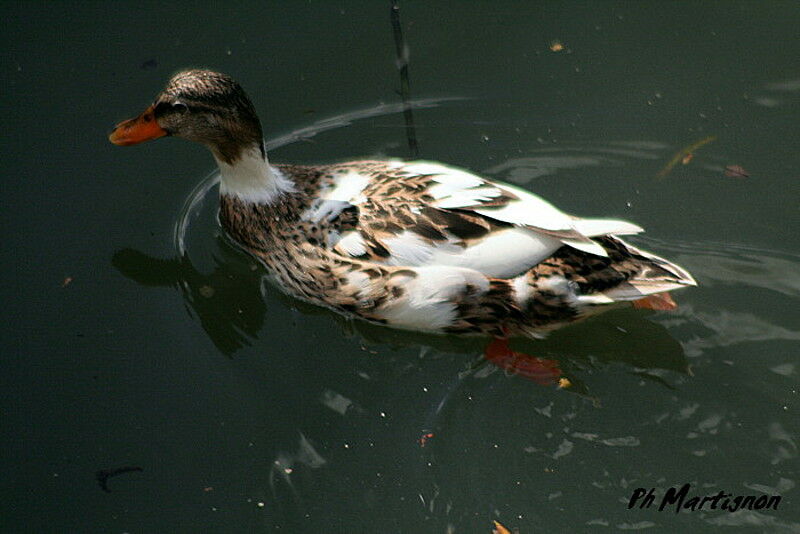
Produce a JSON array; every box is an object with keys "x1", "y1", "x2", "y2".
[{"x1": 327, "y1": 160, "x2": 647, "y2": 277}]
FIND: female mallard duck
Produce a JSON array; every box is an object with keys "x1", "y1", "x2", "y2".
[{"x1": 110, "y1": 69, "x2": 695, "y2": 374}]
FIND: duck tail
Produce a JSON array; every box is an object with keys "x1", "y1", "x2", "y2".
[{"x1": 599, "y1": 237, "x2": 696, "y2": 305}]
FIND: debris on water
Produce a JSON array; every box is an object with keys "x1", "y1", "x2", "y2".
[
  {"x1": 61, "y1": 276, "x2": 73, "y2": 288},
  {"x1": 95, "y1": 466, "x2": 143, "y2": 493},
  {"x1": 492, "y1": 519, "x2": 514, "y2": 534},
  {"x1": 724, "y1": 164, "x2": 750, "y2": 178},
  {"x1": 657, "y1": 135, "x2": 716, "y2": 178},
  {"x1": 681, "y1": 153, "x2": 694, "y2": 165},
  {"x1": 558, "y1": 377, "x2": 572, "y2": 389},
  {"x1": 203, "y1": 486, "x2": 214, "y2": 492},
  {"x1": 418, "y1": 432, "x2": 435, "y2": 447},
  {"x1": 199, "y1": 285, "x2": 215, "y2": 298},
  {"x1": 549, "y1": 40, "x2": 565, "y2": 52},
  {"x1": 140, "y1": 59, "x2": 157, "y2": 70},
  {"x1": 359, "y1": 342, "x2": 378, "y2": 354}
]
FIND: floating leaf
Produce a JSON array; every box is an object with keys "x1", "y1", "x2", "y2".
[
  {"x1": 418, "y1": 432, "x2": 435, "y2": 447},
  {"x1": 657, "y1": 136, "x2": 716, "y2": 178},
  {"x1": 199, "y1": 285, "x2": 215, "y2": 298},
  {"x1": 549, "y1": 41, "x2": 564, "y2": 52},
  {"x1": 492, "y1": 520, "x2": 512, "y2": 534},
  {"x1": 724, "y1": 164, "x2": 749, "y2": 178}
]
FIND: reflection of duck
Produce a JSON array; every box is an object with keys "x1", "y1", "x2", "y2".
[
  {"x1": 110, "y1": 70, "x2": 695, "y2": 380},
  {"x1": 112, "y1": 244, "x2": 266, "y2": 355}
]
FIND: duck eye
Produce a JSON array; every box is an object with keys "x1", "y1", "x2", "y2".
[{"x1": 172, "y1": 102, "x2": 188, "y2": 114}]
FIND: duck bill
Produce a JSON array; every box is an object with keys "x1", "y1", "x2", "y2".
[{"x1": 109, "y1": 106, "x2": 167, "y2": 146}]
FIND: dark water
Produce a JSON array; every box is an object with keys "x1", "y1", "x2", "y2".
[{"x1": 3, "y1": 2, "x2": 799, "y2": 532}]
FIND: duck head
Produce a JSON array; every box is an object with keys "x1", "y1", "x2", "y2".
[{"x1": 109, "y1": 69, "x2": 264, "y2": 165}]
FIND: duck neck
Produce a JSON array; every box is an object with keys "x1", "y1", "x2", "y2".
[{"x1": 215, "y1": 143, "x2": 296, "y2": 205}]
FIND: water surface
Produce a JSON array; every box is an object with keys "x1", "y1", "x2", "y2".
[{"x1": 2, "y1": 2, "x2": 799, "y2": 532}]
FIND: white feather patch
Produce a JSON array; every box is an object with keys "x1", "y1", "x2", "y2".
[
  {"x1": 302, "y1": 199, "x2": 353, "y2": 223},
  {"x1": 335, "y1": 232, "x2": 368, "y2": 257},
  {"x1": 380, "y1": 229, "x2": 561, "y2": 278},
  {"x1": 381, "y1": 232, "x2": 446, "y2": 266},
  {"x1": 324, "y1": 171, "x2": 370, "y2": 204},
  {"x1": 402, "y1": 162, "x2": 483, "y2": 187},
  {"x1": 378, "y1": 266, "x2": 490, "y2": 330},
  {"x1": 326, "y1": 229, "x2": 341, "y2": 248},
  {"x1": 440, "y1": 229, "x2": 561, "y2": 276},
  {"x1": 537, "y1": 275, "x2": 574, "y2": 296},
  {"x1": 434, "y1": 187, "x2": 505, "y2": 209},
  {"x1": 346, "y1": 271, "x2": 371, "y2": 292},
  {"x1": 576, "y1": 293, "x2": 616, "y2": 305},
  {"x1": 512, "y1": 276, "x2": 532, "y2": 306},
  {"x1": 562, "y1": 238, "x2": 609, "y2": 257},
  {"x1": 217, "y1": 147, "x2": 296, "y2": 204},
  {"x1": 572, "y1": 218, "x2": 644, "y2": 237},
  {"x1": 473, "y1": 182, "x2": 575, "y2": 232}
]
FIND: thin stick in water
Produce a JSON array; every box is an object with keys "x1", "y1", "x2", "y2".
[{"x1": 390, "y1": 0, "x2": 419, "y2": 159}]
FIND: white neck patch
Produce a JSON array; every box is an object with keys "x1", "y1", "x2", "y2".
[{"x1": 216, "y1": 145, "x2": 296, "y2": 204}]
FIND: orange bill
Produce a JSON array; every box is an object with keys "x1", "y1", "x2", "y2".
[{"x1": 108, "y1": 106, "x2": 166, "y2": 146}]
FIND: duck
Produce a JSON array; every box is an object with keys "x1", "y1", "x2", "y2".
[{"x1": 110, "y1": 69, "x2": 696, "y2": 379}]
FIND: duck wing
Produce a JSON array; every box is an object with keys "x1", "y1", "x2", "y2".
[{"x1": 310, "y1": 160, "x2": 644, "y2": 279}]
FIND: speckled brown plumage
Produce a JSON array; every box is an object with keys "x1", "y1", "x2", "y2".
[{"x1": 216, "y1": 161, "x2": 691, "y2": 337}]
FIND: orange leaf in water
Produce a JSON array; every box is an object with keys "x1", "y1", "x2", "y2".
[
  {"x1": 549, "y1": 41, "x2": 564, "y2": 52},
  {"x1": 61, "y1": 276, "x2": 73, "y2": 288},
  {"x1": 417, "y1": 432, "x2": 435, "y2": 447},
  {"x1": 724, "y1": 164, "x2": 749, "y2": 178},
  {"x1": 492, "y1": 520, "x2": 512, "y2": 534},
  {"x1": 681, "y1": 153, "x2": 694, "y2": 165}
]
